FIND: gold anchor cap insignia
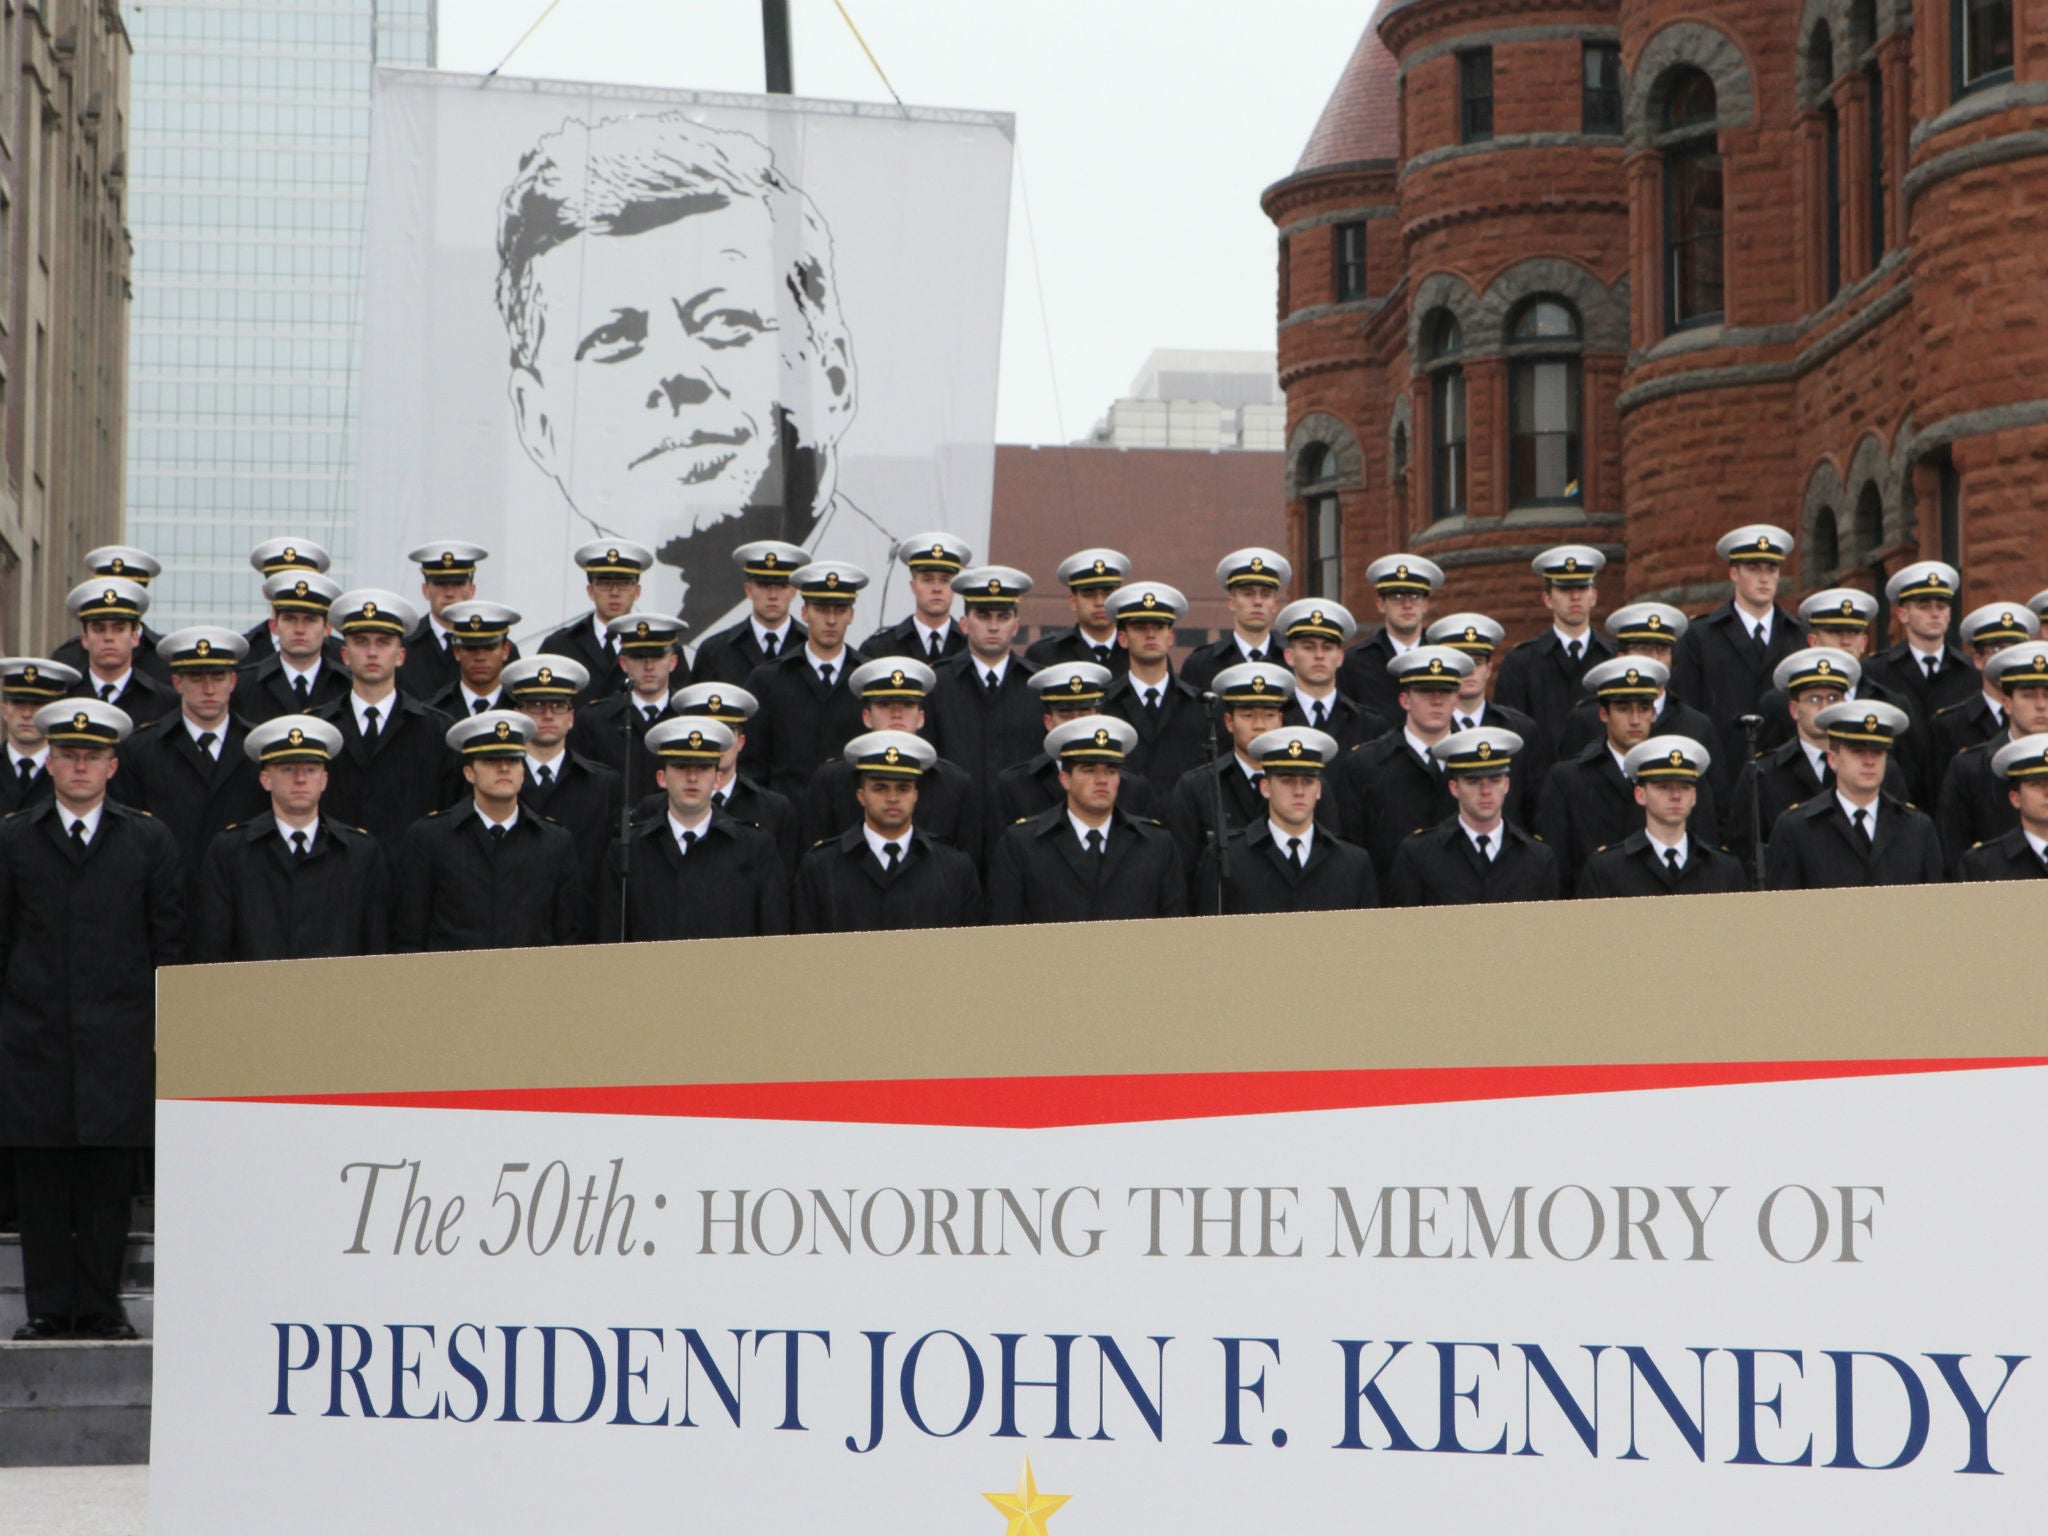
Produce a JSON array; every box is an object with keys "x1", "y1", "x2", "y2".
[
  {"x1": 1478, "y1": 740, "x2": 1494, "y2": 758},
  {"x1": 635, "y1": 621, "x2": 650, "y2": 638},
  {"x1": 295, "y1": 581, "x2": 310, "y2": 598},
  {"x1": 494, "y1": 721, "x2": 510, "y2": 739},
  {"x1": 363, "y1": 601, "x2": 377, "y2": 617},
  {"x1": 537, "y1": 668, "x2": 553, "y2": 684},
  {"x1": 1670, "y1": 748, "x2": 1684, "y2": 765},
  {"x1": 195, "y1": 639, "x2": 211, "y2": 656},
  {"x1": 1287, "y1": 740, "x2": 1304, "y2": 757},
  {"x1": 288, "y1": 728, "x2": 304, "y2": 746},
  {"x1": 884, "y1": 746, "x2": 901, "y2": 764},
  {"x1": 1093, "y1": 728, "x2": 1110, "y2": 746}
]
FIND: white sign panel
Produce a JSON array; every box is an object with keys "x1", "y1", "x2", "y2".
[
  {"x1": 356, "y1": 69, "x2": 1014, "y2": 647},
  {"x1": 149, "y1": 1064, "x2": 2047, "y2": 1531}
]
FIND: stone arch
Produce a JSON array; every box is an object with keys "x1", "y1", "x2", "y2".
[
  {"x1": 1800, "y1": 458, "x2": 1847, "y2": 588},
  {"x1": 1795, "y1": 1, "x2": 1847, "y2": 110},
  {"x1": 1408, "y1": 272, "x2": 1486, "y2": 360},
  {"x1": 1387, "y1": 392, "x2": 1414, "y2": 479},
  {"x1": 1625, "y1": 24, "x2": 1758, "y2": 151},
  {"x1": 1479, "y1": 257, "x2": 1630, "y2": 354},
  {"x1": 1285, "y1": 413, "x2": 1364, "y2": 499},
  {"x1": 1888, "y1": 419, "x2": 1918, "y2": 544},
  {"x1": 1841, "y1": 431, "x2": 1895, "y2": 562}
]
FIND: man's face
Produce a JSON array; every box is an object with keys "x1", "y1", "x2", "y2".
[
  {"x1": 1285, "y1": 636, "x2": 1341, "y2": 689},
  {"x1": 465, "y1": 756, "x2": 526, "y2": 807},
  {"x1": 1790, "y1": 685, "x2": 1846, "y2": 744},
  {"x1": 746, "y1": 580, "x2": 794, "y2": 627},
  {"x1": 1376, "y1": 592, "x2": 1428, "y2": 640},
  {"x1": 2004, "y1": 682, "x2": 2048, "y2": 735},
  {"x1": 1897, "y1": 597, "x2": 1951, "y2": 646},
  {"x1": 516, "y1": 200, "x2": 787, "y2": 537},
  {"x1": 1827, "y1": 741, "x2": 1889, "y2": 796},
  {"x1": 803, "y1": 601, "x2": 855, "y2": 652},
  {"x1": 621, "y1": 650, "x2": 677, "y2": 698},
  {"x1": 1449, "y1": 770, "x2": 1509, "y2": 827},
  {"x1": 1226, "y1": 705, "x2": 1282, "y2": 756},
  {"x1": 909, "y1": 569, "x2": 955, "y2": 624},
  {"x1": 1260, "y1": 771, "x2": 1321, "y2": 833},
  {"x1": 83, "y1": 618, "x2": 140, "y2": 675},
  {"x1": 342, "y1": 632, "x2": 404, "y2": 686},
  {"x1": 856, "y1": 774, "x2": 918, "y2": 835},
  {"x1": 1456, "y1": 656, "x2": 1493, "y2": 704},
  {"x1": 457, "y1": 642, "x2": 510, "y2": 692},
  {"x1": 1226, "y1": 585, "x2": 1279, "y2": 636},
  {"x1": 658, "y1": 760, "x2": 720, "y2": 816},
  {"x1": 1117, "y1": 618, "x2": 1175, "y2": 667},
  {"x1": 50, "y1": 744, "x2": 117, "y2": 810},
  {"x1": 261, "y1": 761, "x2": 328, "y2": 819},
  {"x1": 862, "y1": 700, "x2": 925, "y2": 734},
  {"x1": 1730, "y1": 561, "x2": 1780, "y2": 609},
  {"x1": 519, "y1": 697, "x2": 575, "y2": 750},
  {"x1": 719, "y1": 733, "x2": 745, "y2": 776},
  {"x1": 1635, "y1": 780, "x2": 1697, "y2": 835},
  {"x1": 1042, "y1": 705, "x2": 1093, "y2": 734},
  {"x1": 2009, "y1": 779, "x2": 2048, "y2": 833},
  {"x1": 2, "y1": 697, "x2": 43, "y2": 750},
  {"x1": 1808, "y1": 627, "x2": 1869, "y2": 658},
  {"x1": 421, "y1": 578, "x2": 474, "y2": 619},
  {"x1": 1543, "y1": 582, "x2": 1596, "y2": 630},
  {"x1": 1620, "y1": 639, "x2": 1675, "y2": 667},
  {"x1": 587, "y1": 576, "x2": 642, "y2": 621},
  {"x1": 272, "y1": 611, "x2": 330, "y2": 665},
  {"x1": 1400, "y1": 686, "x2": 1455, "y2": 735},
  {"x1": 174, "y1": 669, "x2": 236, "y2": 727},
  {"x1": 1070, "y1": 587, "x2": 1113, "y2": 635},
  {"x1": 963, "y1": 606, "x2": 1019, "y2": 661},
  {"x1": 1061, "y1": 760, "x2": 1120, "y2": 818},
  {"x1": 1601, "y1": 697, "x2": 1658, "y2": 749}
]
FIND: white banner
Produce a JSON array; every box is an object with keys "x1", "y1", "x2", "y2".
[
  {"x1": 356, "y1": 70, "x2": 1014, "y2": 648},
  {"x1": 149, "y1": 1066, "x2": 2047, "y2": 1531}
]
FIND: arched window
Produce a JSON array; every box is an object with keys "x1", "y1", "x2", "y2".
[
  {"x1": 1661, "y1": 68, "x2": 1725, "y2": 330},
  {"x1": 1298, "y1": 443, "x2": 1342, "y2": 600},
  {"x1": 1808, "y1": 506, "x2": 1840, "y2": 587},
  {"x1": 1852, "y1": 483, "x2": 1884, "y2": 558},
  {"x1": 1811, "y1": 26, "x2": 1842, "y2": 299},
  {"x1": 1422, "y1": 312, "x2": 1466, "y2": 520},
  {"x1": 1952, "y1": 0, "x2": 2014, "y2": 99},
  {"x1": 1506, "y1": 298, "x2": 1583, "y2": 506}
]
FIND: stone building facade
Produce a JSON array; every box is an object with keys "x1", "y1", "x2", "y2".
[{"x1": 1265, "y1": 0, "x2": 2048, "y2": 634}]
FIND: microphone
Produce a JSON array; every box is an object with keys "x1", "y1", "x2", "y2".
[
  {"x1": 1199, "y1": 691, "x2": 1221, "y2": 705},
  {"x1": 1737, "y1": 714, "x2": 1763, "y2": 730}
]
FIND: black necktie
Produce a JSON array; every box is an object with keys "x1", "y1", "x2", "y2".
[
  {"x1": 1085, "y1": 828, "x2": 1104, "y2": 859},
  {"x1": 819, "y1": 663, "x2": 835, "y2": 689},
  {"x1": 69, "y1": 818, "x2": 87, "y2": 848},
  {"x1": 1475, "y1": 832, "x2": 1492, "y2": 860},
  {"x1": 1566, "y1": 640, "x2": 1582, "y2": 665},
  {"x1": 293, "y1": 675, "x2": 311, "y2": 707},
  {"x1": 985, "y1": 670, "x2": 1001, "y2": 694},
  {"x1": 291, "y1": 830, "x2": 308, "y2": 860},
  {"x1": 883, "y1": 840, "x2": 902, "y2": 874},
  {"x1": 1246, "y1": 648, "x2": 1263, "y2": 666},
  {"x1": 1752, "y1": 623, "x2": 1768, "y2": 651},
  {"x1": 536, "y1": 764, "x2": 554, "y2": 788},
  {"x1": 15, "y1": 757, "x2": 32, "y2": 789},
  {"x1": 472, "y1": 697, "x2": 490, "y2": 715},
  {"x1": 1665, "y1": 847, "x2": 1682, "y2": 874},
  {"x1": 1852, "y1": 807, "x2": 1872, "y2": 848},
  {"x1": 488, "y1": 823, "x2": 507, "y2": 844},
  {"x1": 713, "y1": 790, "x2": 727, "y2": 809},
  {"x1": 761, "y1": 632, "x2": 779, "y2": 658},
  {"x1": 1142, "y1": 687, "x2": 1160, "y2": 718},
  {"x1": 196, "y1": 731, "x2": 217, "y2": 758},
  {"x1": 1457, "y1": 715, "x2": 1476, "y2": 733},
  {"x1": 1092, "y1": 645, "x2": 1112, "y2": 666},
  {"x1": 1311, "y1": 701, "x2": 1328, "y2": 729},
  {"x1": 603, "y1": 633, "x2": 617, "y2": 662},
  {"x1": 1288, "y1": 836, "x2": 1303, "y2": 870},
  {"x1": 928, "y1": 632, "x2": 944, "y2": 661},
  {"x1": 1923, "y1": 654, "x2": 1939, "y2": 679},
  {"x1": 443, "y1": 632, "x2": 455, "y2": 654},
  {"x1": 362, "y1": 705, "x2": 380, "y2": 746},
  {"x1": 99, "y1": 683, "x2": 116, "y2": 702},
  {"x1": 679, "y1": 829, "x2": 698, "y2": 856},
  {"x1": 643, "y1": 705, "x2": 660, "y2": 725}
]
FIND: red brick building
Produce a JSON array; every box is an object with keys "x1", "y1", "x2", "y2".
[{"x1": 1265, "y1": 0, "x2": 2048, "y2": 636}]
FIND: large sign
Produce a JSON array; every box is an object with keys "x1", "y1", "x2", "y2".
[
  {"x1": 356, "y1": 70, "x2": 1014, "y2": 647},
  {"x1": 151, "y1": 892, "x2": 2048, "y2": 1530}
]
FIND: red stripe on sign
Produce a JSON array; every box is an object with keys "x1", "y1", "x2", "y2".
[{"x1": 212, "y1": 1057, "x2": 2048, "y2": 1130}]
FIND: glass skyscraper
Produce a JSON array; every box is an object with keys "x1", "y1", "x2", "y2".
[{"x1": 125, "y1": 1, "x2": 436, "y2": 631}]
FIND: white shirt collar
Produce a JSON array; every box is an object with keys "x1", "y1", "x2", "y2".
[
  {"x1": 1235, "y1": 752, "x2": 1262, "y2": 783},
  {"x1": 862, "y1": 821, "x2": 911, "y2": 865},
  {"x1": 805, "y1": 644, "x2": 845, "y2": 673},
  {"x1": 1553, "y1": 625, "x2": 1591, "y2": 651},
  {"x1": 1234, "y1": 631, "x2": 1271, "y2": 662},
  {"x1": 1737, "y1": 606, "x2": 1775, "y2": 640},
  {"x1": 93, "y1": 667, "x2": 132, "y2": 697},
  {"x1": 1907, "y1": 641, "x2": 1943, "y2": 665},
  {"x1": 751, "y1": 616, "x2": 793, "y2": 650},
  {"x1": 667, "y1": 807, "x2": 710, "y2": 852},
  {"x1": 591, "y1": 613, "x2": 613, "y2": 649},
  {"x1": 476, "y1": 802, "x2": 520, "y2": 834},
  {"x1": 1403, "y1": 727, "x2": 1439, "y2": 767},
  {"x1": 1453, "y1": 700, "x2": 1485, "y2": 732},
  {"x1": 183, "y1": 714, "x2": 226, "y2": 754},
  {"x1": 1067, "y1": 810, "x2": 1109, "y2": 849},
  {"x1": 915, "y1": 619, "x2": 953, "y2": 648},
  {"x1": 1645, "y1": 827, "x2": 1689, "y2": 865},
  {"x1": 277, "y1": 815, "x2": 321, "y2": 851},
  {"x1": 974, "y1": 652, "x2": 1013, "y2": 688},
  {"x1": 1835, "y1": 791, "x2": 1879, "y2": 832},
  {"x1": 280, "y1": 656, "x2": 322, "y2": 688},
  {"x1": 58, "y1": 799, "x2": 106, "y2": 841},
  {"x1": 353, "y1": 691, "x2": 395, "y2": 735},
  {"x1": 1801, "y1": 737, "x2": 1829, "y2": 780},
  {"x1": 458, "y1": 683, "x2": 499, "y2": 713},
  {"x1": 429, "y1": 613, "x2": 455, "y2": 642},
  {"x1": 1295, "y1": 680, "x2": 1337, "y2": 705},
  {"x1": 1386, "y1": 633, "x2": 1418, "y2": 657},
  {"x1": 1608, "y1": 743, "x2": 1630, "y2": 778},
  {"x1": 2026, "y1": 828, "x2": 2048, "y2": 863},
  {"x1": 630, "y1": 691, "x2": 670, "y2": 718},
  {"x1": 524, "y1": 751, "x2": 565, "y2": 781},
  {"x1": 10, "y1": 742, "x2": 48, "y2": 773},
  {"x1": 1270, "y1": 820, "x2": 1313, "y2": 860},
  {"x1": 1459, "y1": 817, "x2": 1502, "y2": 859}
]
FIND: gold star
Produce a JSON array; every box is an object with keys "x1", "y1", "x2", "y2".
[{"x1": 983, "y1": 1459, "x2": 1070, "y2": 1536}]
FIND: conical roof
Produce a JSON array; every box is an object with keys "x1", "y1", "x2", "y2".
[{"x1": 1294, "y1": 21, "x2": 1401, "y2": 173}]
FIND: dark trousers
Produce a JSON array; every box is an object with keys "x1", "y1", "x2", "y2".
[
  {"x1": 13, "y1": 1147, "x2": 135, "y2": 1324},
  {"x1": 0, "y1": 1147, "x2": 15, "y2": 1230}
]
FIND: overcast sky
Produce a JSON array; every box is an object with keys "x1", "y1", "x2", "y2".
[{"x1": 435, "y1": 0, "x2": 1369, "y2": 446}]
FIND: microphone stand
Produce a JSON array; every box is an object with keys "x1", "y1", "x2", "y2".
[
  {"x1": 1201, "y1": 690, "x2": 1229, "y2": 917},
  {"x1": 1738, "y1": 713, "x2": 1765, "y2": 890},
  {"x1": 616, "y1": 693, "x2": 634, "y2": 942}
]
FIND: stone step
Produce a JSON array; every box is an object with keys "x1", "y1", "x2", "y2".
[
  {"x1": 0, "y1": 1293, "x2": 154, "y2": 1339},
  {"x1": 0, "y1": 1340, "x2": 152, "y2": 1466}
]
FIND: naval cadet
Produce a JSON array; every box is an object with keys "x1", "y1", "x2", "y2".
[
  {"x1": 237, "y1": 539, "x2": 338, "y2": 670},
  {"x1": 1180, "y1": 547, "x2": 1291, "y2": 693},
  {"x1": 0, "y1": 699, "x2": 182, "y2": 1341},
  {"x1": 646, "y1": 681, "x2": 799, "y2": 872},
  {"x1": 505, "y1": 655, "x2": 622, "y2": 930},
  {"x1": 1278, "y1": 599, "x2": 1382, "y2": 749},
  {"x1": 1554, "y1": 603, "x2": 1717, "y2": 768},
  {"x1": 1929, "y1": 602, "x2": 2039, "y2": 768},
  {"x1": 1332, "y1": 645, "x2": 1470, "y2": 882},
  {"x1": 1749, "y1": 588, "x2": 1918, "y2": 757},
  {"x1": 195, "y1": 715, "x2": 390, "y2": 962},
  {"x1": 1578, "y1": 736, "x2": 1745, "y2": 899},
  {"x1": 1957, "y1": 734, "x2": 2048, "y2": 881},
  {"x1": 236, "y1": 571, "x2": 349, "y2": 726},
  {"x1": 1866, "y1": 561, "x2": 1976, "y2": 725},
  {"x1": 1492, "y1": 545, "x2": 1615, "y2": 756},
  {"x1": 1023, "y1": 548, "x2": 1130, "y2": 674},
  {"x1": 1668, "y1": 524, "x2": 1804, "y2": 771},
  {"x1": 1165, "y1": 661, "x2": 1299, "y2": 874},
  {"x1": 924, "y1": 566, "x2": 1043, "y2": 788},
  {"x1": 599, "y1": 717, "x2": 789, "y2": 942},
  {"x1": 1428, "y1": 611, "x2": 1546, "y2": 826},
  {"x1": 989, "y1": 662, "x2": 1157, "y2": 840},
  {"x1": 1935, "y1": 640, "x2": 2048, "y2": 874},
  {"x1": 1099, "y1": 582, "x2": 1208, "y2": 794},
  {"x1": 61, "y1": 579, "x2": 175, "y2": 727},
  {"x1": 793, "y1": 731, "x2": 983, "y2": 933},
  {"x1": 1336, "y1": 553, "x2": 1442, "y2": 720},
  {"x1": 312, "y1": 590, "x2": 461, "y2": 864},
  {"x1": 796, "y1": 658, "x2": 981, "y2": 854},
  {"x1": 859, "y1": 532, "x2": 972, "y2": 662},
  {"x1": 537, "y1": 540, "x2": 653, "y2": 701},
  {"x1": 395, "y1": 541, "x2": 507, "y2": 701},
  {"x1": 427, "y1": 601, "x2": 521, "y2": 718},
  {"x1": 1385, "y1": 727, "x2": 1559, "y2": 906},
  {"x1": 687, "y1": 540, "x2": 808, "y2": 688},
  {"x1": 0, "y1": 658, "x2": 78, "y2": 818},
  {"x1": 1193, "y1": 727, "x2": 1377, "y2": 914},
  {"x1": 987, "y1": 715, "x2": 1188, "y2": 924},
  {"x1": 1538, "y1": 657, "x2": 1720, "y2": 896},
  {"x1": 111, "y1": 627, "x2": 266, "y2": 912},
  {"x1": 569, "y1": 612, "x2": 686, "y2": 811},
  {"x1": 393, "y1": 711, "x2": 584, "y2": 951},
  {"x1": 51, "y1": 547, "x2": 170, "y2": 685},
  {"x1": 741, "y1": 561, "x2": 872, "y2": 799},
  {"x1": 1765, "y1": 701, "x2": 1944, "y2": 890}
]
